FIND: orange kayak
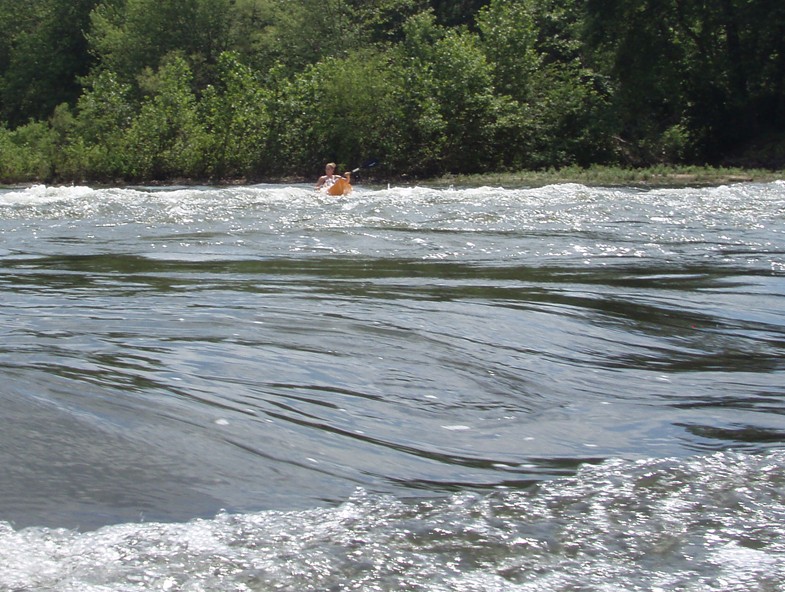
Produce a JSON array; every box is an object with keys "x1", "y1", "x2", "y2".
[{"x1": 327, "y1": 177, "x2": 352, "y2": 196}]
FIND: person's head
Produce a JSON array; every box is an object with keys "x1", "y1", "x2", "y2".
[{"x1": 325, "y1": 162, "x2": 336, "y2": 173}]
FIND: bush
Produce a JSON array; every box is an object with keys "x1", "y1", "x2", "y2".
[
  {"x1": 200, "y1": 52, "x2": 271, "y2": 179},
  {"x1": 0, "y1": 121, "x2": 56, "y2": 182},
  {"x1": 269, "y1": 48, "x2": 410, "y2": 177},
  {"x1": 122, "y1": 54, "x2": 210, "y2": 180}
]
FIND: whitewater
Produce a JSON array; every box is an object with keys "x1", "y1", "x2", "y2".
[{"x1": 1, "y1": 181, "x2": 783, "y2": 590}]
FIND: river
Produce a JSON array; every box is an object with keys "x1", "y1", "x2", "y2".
[{"x1": 1, "y1": 181, "x2": 784, "y2": 590}]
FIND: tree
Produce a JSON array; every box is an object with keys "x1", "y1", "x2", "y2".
[
  {"x1": 344, "y1": 0, "x2": 429, "y2": 44},
  {"x1": 429, "y1": 0, "x2": 490, "y2": 26},
  {"x1": 73, "y1": 69, "x2": 136, "y2": 178},
  {"x1": 268, "y1": 47, "x2": 409, "y2": 176},
  {"x1": 87, "y1": 0, "x2": 232, "y2": 89},
  {"x1": 583, "y1": 0, "x2": 785, "y2": 164},
  {"x1": 475, "y1": 0, "x2": 539, "y2": 100},
  {"x1": 0, "y1": 121, "x2": 56, "y2": 181},
  {"x1": 122, "y1": 54, "x2": 209, "y2": 179},
  {"x1": 475, "y1": 0, "x2": 614, "y2": 169},
  {"x1": 224, "y1": 0, "x2": 278, "y2": 71},
  {"x1": 582, "y1": 0, "x2": 688, "y2": 163},
  {"x1": 199, "y1": 52, "x2": 271, "y2": 179},
  {"x1": 396, "y1": 11, "x2": 499, "y2": 173},
  {"x1": 246, "y1": 0, "x2": 365, "y2": 75},
  {"x1": 0, "y1": 0, "x2": 98, "y2": 126},
  {"x1": 674, "y1": 0, "x2": 785, "y2": 161}
]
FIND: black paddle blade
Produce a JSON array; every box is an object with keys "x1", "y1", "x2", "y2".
[{"x1": 352, "y1": 159, "x2": 379, "y2": 174}]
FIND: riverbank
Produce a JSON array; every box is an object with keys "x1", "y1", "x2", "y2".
[
  {"x1": 2, "y1": 164, "x2": 784, "y2": 191},
  {"x1": 264, "y1": 164, "x2": 785, "y2": 189},
  {"x1": 424, "y1": 164, "x2": 785, "y2": 188}
]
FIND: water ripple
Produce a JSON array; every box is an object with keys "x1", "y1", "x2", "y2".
[{"x1": 0, "y1": 182, "x2": 783, "y2": 532}]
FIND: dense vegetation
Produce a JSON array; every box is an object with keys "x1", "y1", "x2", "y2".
[{"x1": 0, "y1": 0, "x2": 783, "y2": 183}]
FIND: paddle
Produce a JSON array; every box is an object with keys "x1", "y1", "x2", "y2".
[
  {"x1": 351, "y1": 158, "x2": 378, "y2": 174},
  {"x1": 347, "y1": 159, "x2": 378, "y2": 185}
]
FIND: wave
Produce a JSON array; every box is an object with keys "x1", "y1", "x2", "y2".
[
  {"x1": 2, "y1": 181, "x2": 783, "y2": 592},
  {"x1": 1, "y1": 450, "x2": 783, "y2": 591},
  {"x1": 0, "y1": 179, "x2": 770, "y2": 273},
  {"x1": 0, "y1": 179, "x2": 781, "y2": 226}
]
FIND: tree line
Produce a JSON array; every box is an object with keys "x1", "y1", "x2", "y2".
[{"x1": 1, "y1": 0, "x2": 783, "y2": 184}]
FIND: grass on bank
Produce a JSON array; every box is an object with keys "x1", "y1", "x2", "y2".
[
  {"x1": 2, "y1": 164, "x2": 784, "y2": 189},
  {"x1": 426, "y1": 164, "x2": 785, "y2": 188}
]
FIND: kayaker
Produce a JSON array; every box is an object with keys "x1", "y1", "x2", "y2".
[{"x1": 315, "y1": 162, "x2": 340, "y2": 191}]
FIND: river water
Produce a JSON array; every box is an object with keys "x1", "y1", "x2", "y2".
[{"x1": 1, "y1": 181, "x2": 784, "y2": 590}]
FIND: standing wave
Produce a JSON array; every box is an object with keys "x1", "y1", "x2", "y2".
[{"x1": 1, "y1": 450, "x2": 783, "y2": 592}]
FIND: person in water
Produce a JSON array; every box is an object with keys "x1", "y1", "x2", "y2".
[
  {"x1": 315, "y1": 163, "x2": 352, "y2": 192},
  {"x1": 315, "y1": 162, "x2": 340, "y2": 191}
]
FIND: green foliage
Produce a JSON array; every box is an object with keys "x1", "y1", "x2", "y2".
[
  {"x1": 429, "y1": 0, "x2": 490, "y2": 27},
  {"x1": 583, "y1": 0, "x2": 687, "y2": 163},
  {"x1": 527, "y1": 62, "x2": 615, "y2": 167},
  {"x1": 249, "y1": 0, "x2": 367, "y2": 76},
  {"x1": 200, "y1": 52, "x2": 271, "y2": 179},
  {"x1": 428, "y1": 28, "x2": 498, "y2": 172},
  {"x1": 122, "y1": 55, "x2": 209, "y2": 180},
  {"x1": 49, "y1": 103, "x2": 92, "y2": 180},
  {"x1": 0, "y1": 121, "x2": 56, "y2": 181},
  {"x1": 476, "y1": 0, "x2": 539, "y2": 100},
  {"x1": 583, "y1": 0, "x2": 785, "y2": 164},
  {"x1": 224, "y1": 0, "x2": 278, "y2": 70},
  {"x1": 393, "y1": 11, "x2": 499, "y2": 173},
  {"x1": 88, "y1": 0, "x2": 232, "y2": 88},
  {"x1": 74, "y1": 70, "x2": 136, "y2": 178},
  {"x1": 475, "y1": 0, "x2": 614, "y2": 169},
  {"x1": 269, "y1": 48, "x2": 409, "y2": 176},
  {"x1": 0, "y1": 0, "x2": 97, "y2": 126},
  {"x1": 1, "y1": 0, "x2": 783, "y2": 183},
  {"x1": 345, "y1": 0, "x2": 428, "y2": 44},
  {"x1": 677, "y1": 0, "x2": 785, "y2": 161}
]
